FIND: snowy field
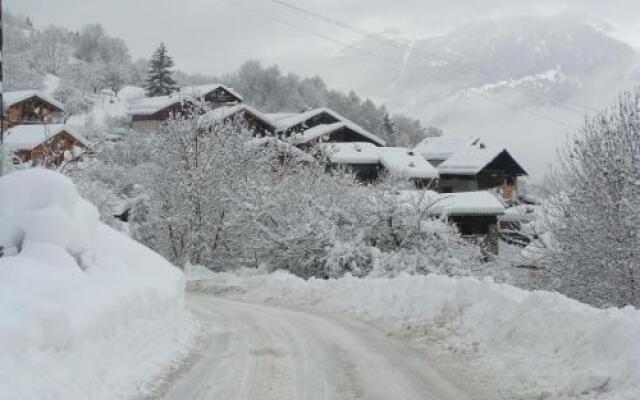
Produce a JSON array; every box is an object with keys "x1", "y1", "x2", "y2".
[
  {"x1": 0, "y1": 170, "x2": 195, "y2": 400},
  {"x1": 188, "y1": 267, "x2": 640, "y2": 400}
]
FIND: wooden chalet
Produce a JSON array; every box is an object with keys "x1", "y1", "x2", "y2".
[
  {"x1": 322, "y1": 143, "x2": 439, "y2": 187},
  {"x1": 127, "y1": 96, "x2": 198, "y2": 133},
  {"x1": 180, "y1": 84, "x2": 243, "y2": 108},
  {"x1": 128, "y1": 84, "x2": 243, "y2": 133},
  {"x1": 267, "y1": 108, "x2": 391, "y2": 183},
  {"x1": 428, "y1": 191, "x2": 506, "y2": 255},
  {"x1": 3, "y1": 124, "x2": 88, "y2": 167},
  {"x1": 203, "y1": 104, "x2": 276, "y2": 136},
  {"x1": 437, "y1": 142, "x2": 528, "y2": 202},
  {"x1": 3, "y1": 90, "x2": 65, "y2": 129},
  {"x1": 378, "y1": 147, "x2": 439, "y2": 189},
  {"x1": 266, "y1": 108, "x2": 441, "y2": 188},
  {"x1": 322, "y1": 142, "x2": 382, "y2": 183},
  {"x1": 269, "y1": 108, "x2": 386, "y2": 147}
]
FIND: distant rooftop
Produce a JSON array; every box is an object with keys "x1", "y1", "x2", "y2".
[
  {"x1": 179, "y1": 84, "x2": 243, "y2": 102},
  {"x1": 4, "y1": 90, "x2": 64, "y2": 111},
  {"x1": 4, "y1": 124, "x2": 87, "y2": 151},
  {"x1": 378, "y1": 147, "x2": 439, "y2": 179},
  {"x1": 199, "y1": 104, "x2": 276, "y2": 129},
  {"x1": 127, "y1": 84, "x2": 243, "y2": 116},
  {"x1": 290, "y1": 119, "x2": 386, "y2": 147},
  {"x1": 414, "y1": 135, "x2": 475, "y2": 161}
]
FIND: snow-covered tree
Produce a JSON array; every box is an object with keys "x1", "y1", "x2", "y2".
[
  {"x1": 361, "y1": 173, "x2": 480, "y2": 277},
  {"x1": 4, "y1": 11, "x2": 43, "y2": 90},
  {"x1": 53, "y1": 83, "x2": 94, "y2": 116},
  {"x1": 31, "y1": 25, "x2": 74, "y2": 75},
  {"x1": 541, "y1": 87, "x2": 640, "y2": 307},
  {"x1": 101, "y1": 62, "x2": 128, "y2": 96},
  {"x1": 146, "y1": 106, "x2": 264, "y2": 265},
  {"x1": 382, "y1": 112, "x2": 398, "y2": 146},
  {"x1": 393, "y1": 115, "x2": 441, "y2": 147},
  {"x1": 145, "y1": 43, "x2": 178, "y2": 97}
]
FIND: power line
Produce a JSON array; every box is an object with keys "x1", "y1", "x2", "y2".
[
  {"x1": 219, "y1": 0, "x2": 579, "y2": 130},
  {"x1": 262, "y1": 0, "x2": 596, "y2": 115},
  {"x1": 219, "y1": 0, "x2": 404, "y2": 70}
]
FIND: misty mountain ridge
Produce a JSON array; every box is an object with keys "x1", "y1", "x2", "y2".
[{"x1": 326, "y1": 14, "x2": 640, "y2": 178}]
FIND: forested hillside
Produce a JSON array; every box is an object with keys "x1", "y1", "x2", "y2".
[{"x1": 4, "y1": 10, "x2": 436, "y2": 146}]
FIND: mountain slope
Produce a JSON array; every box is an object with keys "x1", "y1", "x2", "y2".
[{"x1": 326, "y1": 15, "x2": 640, "y2": 178}]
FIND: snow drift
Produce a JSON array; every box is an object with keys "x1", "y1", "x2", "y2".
[
  {"x1": 0, "y1": 169, "x2": 194, "y2": 400},
  {"x1": 189, "y1": 268, "x2": 640, "y2": 400}
]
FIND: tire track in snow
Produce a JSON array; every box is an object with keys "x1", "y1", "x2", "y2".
[{"x1": 160, "y1": 295, "x2": 474, "y2": 400}]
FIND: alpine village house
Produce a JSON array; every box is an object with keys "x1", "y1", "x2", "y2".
[
  {"x1": 2, "y1": 91, "x2": 88, "y2": 167},
  {"x1": 127, "y1": 84, "x2": 529, "y2": 255}
]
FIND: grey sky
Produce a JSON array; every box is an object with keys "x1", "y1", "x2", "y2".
[{"x1": 8, "y1": 0, "x2": 640, "y2": 81}]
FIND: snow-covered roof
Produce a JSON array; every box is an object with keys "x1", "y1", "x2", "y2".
[
  {"x1": 4, "y1": 90, "x2": 64, "y2": 111},
  {"x1": 499, "y1": 204, "x2": 539, "y2": 222},
  {"x1": 265, "y1": 108, "x2": 340, "y2": 131},
  {"x1": 414, "y1": 135, "x2": 475, "y2": 161},
  {"x1": 292, "y1": 122, "x2": 345, "y2": 144},
  {"x1": 322, "y1": 142, "x2": 380, "y2": 164},
  {"x1": 179, "y1": 84, "x2": 243, "y2": 102},
  {"x1": 4, "y1": 124, "x2": 88, "y2": 151},
  {"x1": 127, "y1": 84, "x2": 244, "y2": 117},
  {"x1": 126, "y1": 95, "x2": 184, "y2": 116},
  {"x1": 200, "y1": 104, "x2": 276, "y2": 129},
  {"x1": 378, "y1": 147, "x2": 439, "y2": 179},
  {"x1": 430, "y1": 191, "x2": 505, "y2": 216},
  {"x1": 438, "y1": 143, "x2": 507, "y2": 175},
  {"x1": 287, "y1": 121, "x2": 385, "y2": 147}
]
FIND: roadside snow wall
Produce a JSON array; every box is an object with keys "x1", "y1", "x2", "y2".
[
  {"x1": 190, "y1": 269, "x2": 640, "y2": 400},
  {"x1": 0, "y1": 169, "x2": 194, "y2": 400}
]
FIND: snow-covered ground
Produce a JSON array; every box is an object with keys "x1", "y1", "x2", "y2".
[
  {"x1": 0, "y1": 169, "x2": 195, "y2": 400},
  {"x1": 188, "y1": 267, "x2": 640, "y2": 400},
  {"x1": 67, "y1": 85, "x2": 144, "y2": 136}
]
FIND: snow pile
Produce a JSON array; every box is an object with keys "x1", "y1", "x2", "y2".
[
  {"x1": 190, "y1": 270, "x2": 640, "y2": 400},
  {"x1": 0, "y1": 169, "x2": 194, "y2": 400},
  {"x1": 67, "y1": 85, "x2": 144, "y2": 133}
]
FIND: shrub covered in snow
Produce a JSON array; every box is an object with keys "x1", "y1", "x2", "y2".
[
  {"x1": 0, "y1": 169, "x2": 194, "y2": 400},
  {"x1": 189, "y1": 270, "x2": 640, "y2": 400}
]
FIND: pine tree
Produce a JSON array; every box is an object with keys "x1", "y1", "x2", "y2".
[
  {"x1": 145, "y1": 43, "x2": 178, "y2": 97},
  {"x1": 382, "y1": 112, "x2": 399, "y2": 147}
]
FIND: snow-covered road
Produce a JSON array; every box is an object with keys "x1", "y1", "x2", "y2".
[{"x1": 160, "y1": 294, "x2": 473, "y2": 400}]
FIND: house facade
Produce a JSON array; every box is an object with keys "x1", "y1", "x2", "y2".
[
  {"x1": 438, "y1": 146, "x2": 528, "y2": 202},
  {"x1": 416, "y1": 138, "x2": 528, "y2": 202},
  {"x1": 128, "y1": 84, "x2": 243, "y2": 133},
  {"x1": 4, "y1": 124, "x2": 88, "y2": 167},
  {"x1": 428, "y1": 191, "x2": 505, "y2": 255},
  {"x1": 3, "y1": 91, "x2": 65, "y2": 129}
]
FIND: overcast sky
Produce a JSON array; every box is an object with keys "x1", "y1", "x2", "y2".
[{"x1": 7, "y1": 0, "x2": 640, "y2": 80}]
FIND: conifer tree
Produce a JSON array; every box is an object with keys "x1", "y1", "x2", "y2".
[
  {"x1": 382, "y1": 112, "x2": 399, "y2": 147},
  {"x1": 145, "y1": 43, "x2": 177, "y2": 97}
]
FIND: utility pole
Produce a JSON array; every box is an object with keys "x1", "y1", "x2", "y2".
[{"x1": 0, "y1": 0, "x2": 4, "y2": 177}]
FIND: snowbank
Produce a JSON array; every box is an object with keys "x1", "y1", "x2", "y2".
[
  {"x1": 0, "y1": 169, "x2": 194, "y2": 400},
  {"x1": 189, "y1": 268, "x2": 640, "y2": 400}
]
